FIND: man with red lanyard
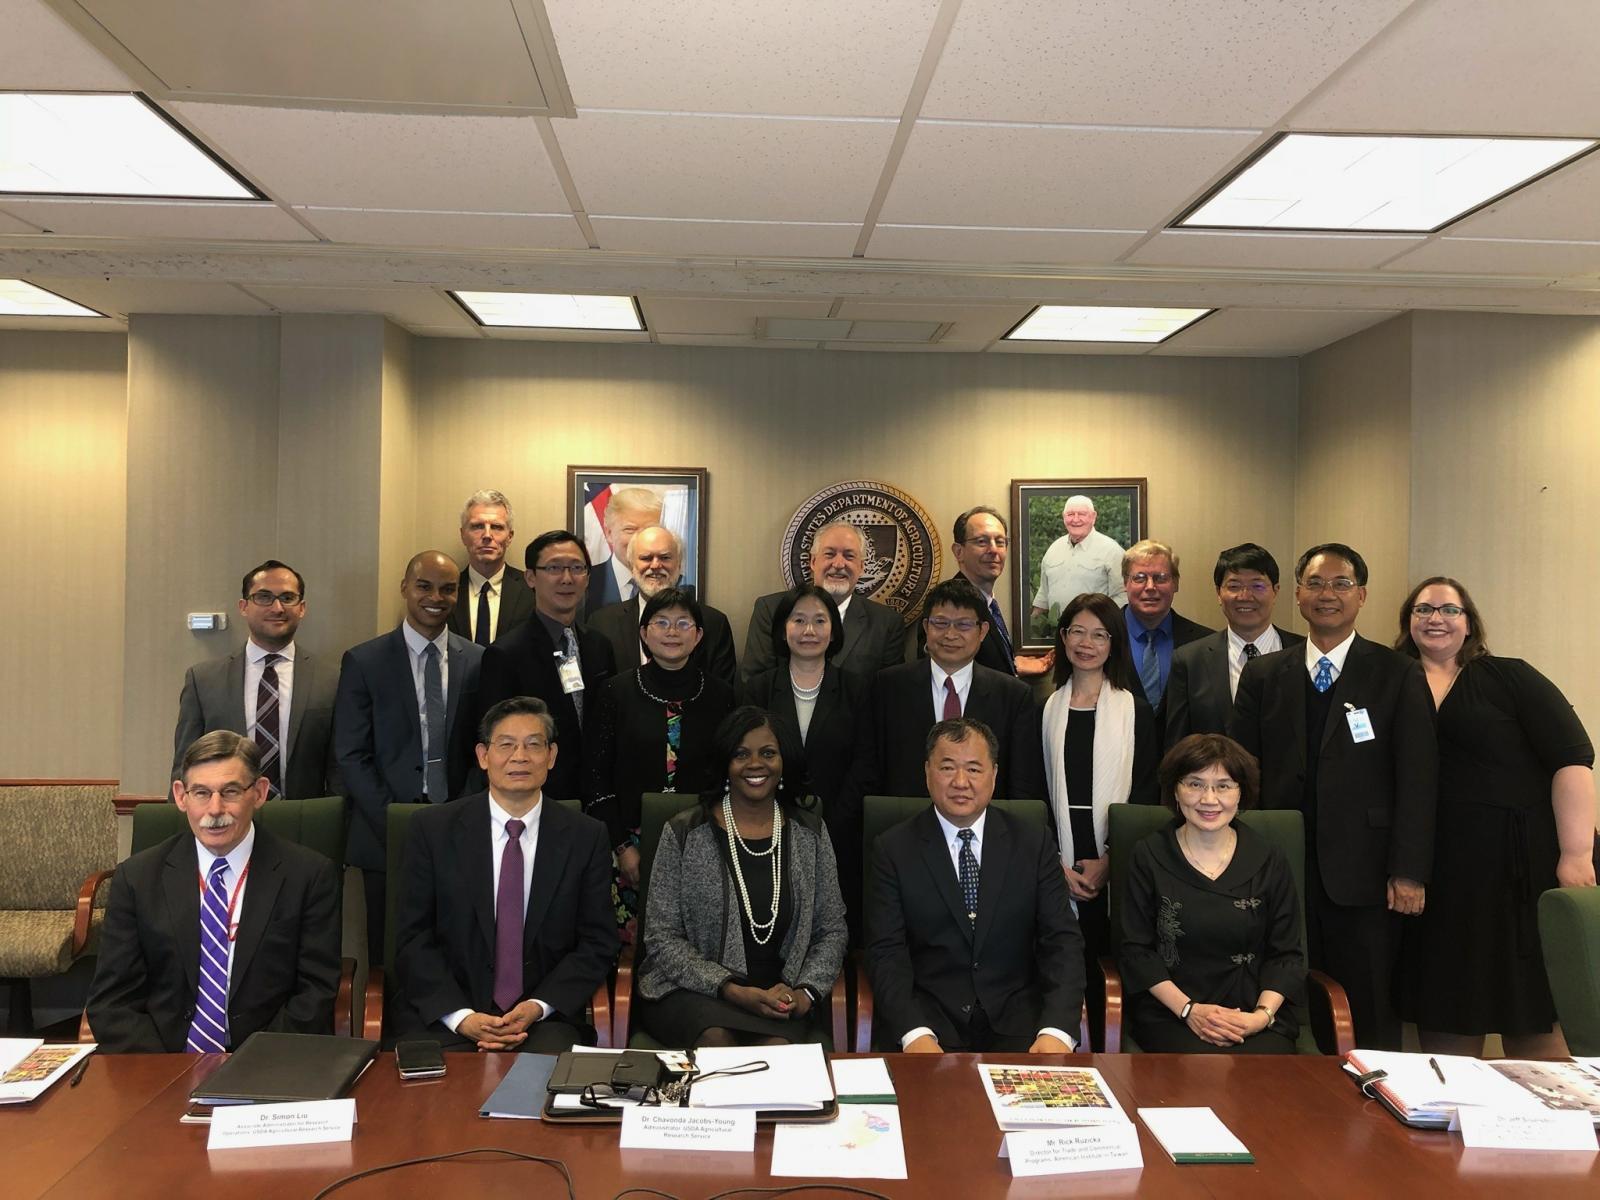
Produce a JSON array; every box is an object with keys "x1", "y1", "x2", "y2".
[{"x1": 88, "y1": 731, "x2": 341, "y2": 1052}]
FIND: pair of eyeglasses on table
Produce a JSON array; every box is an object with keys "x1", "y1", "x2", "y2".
[{"x1": 578, "y1": 1058, "x2": 770, "y2": 1109}]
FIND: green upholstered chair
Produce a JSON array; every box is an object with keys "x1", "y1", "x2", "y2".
[
  {"x1": 1538, "y1": 885, "x2": 1600, "y2": 1056},
  {"x1": 853, "y1": 796, "x2": 1088, "y2": 1053},
  {"x1": 1102, "y1": 804, "x2": 1354, "y2": 1055},
  {"x1": 362, "y1": 799, "x2": 612, "y2": 1046},
  {"x1": 614, "y1": 792, "x2": 846, "y2": 1051}
]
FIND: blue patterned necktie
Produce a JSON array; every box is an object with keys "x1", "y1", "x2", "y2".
[
  {"x1": 423, "y1": 642, "x2": 448, "y2": 801},
  {"x1": 987, "y1": 597, "x2": 1015, "y2": 673},
  {"x1": 957, "y1": 828, "x2": 979, "y2": 928},
  {"x1": 1139, "y1": 629, "x2": 1162, "y2": 705},
  {"x1": 1313, "y1": 655, "x2": 1334, "y2": 694},
  {"x1": 186, "y1": 856, "x2": 232, "y2": 1053}
]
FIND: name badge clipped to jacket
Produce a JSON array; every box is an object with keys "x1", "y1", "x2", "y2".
[
  {"x1": 1345, "y1": 704, "x2": 1375, "y2": 743},
  {"x1": 557, "y1": 655, "x2": 585, "y2": 695}
]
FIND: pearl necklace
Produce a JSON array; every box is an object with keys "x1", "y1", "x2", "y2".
[
  {"x1": 789, "y1": 664, "x2": 823, "y2": 702},
  {"x1": 722, "y1": 793, "x2": 783, "y2": 945}
]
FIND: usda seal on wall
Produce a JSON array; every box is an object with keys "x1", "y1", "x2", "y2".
[{"x1": 781, "y1": 481, "x2": 942, "y2": 625}]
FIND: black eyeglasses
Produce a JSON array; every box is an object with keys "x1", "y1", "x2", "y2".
[{"x1": 246, "y1": 590, "x2": 302, "y2": 607}]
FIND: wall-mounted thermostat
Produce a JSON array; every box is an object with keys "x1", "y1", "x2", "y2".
[{"x1": 187, "y1": 613, "x2": 228, "y2": 631}]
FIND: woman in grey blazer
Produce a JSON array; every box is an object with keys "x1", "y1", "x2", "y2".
[{"x1": 636, "y1": 706, "x2": 847, "y2": 1047}]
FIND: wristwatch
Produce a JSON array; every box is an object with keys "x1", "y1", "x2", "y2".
[{"x1": 1255, "y1": 1004, "x2": 1277, "y2": 1030}]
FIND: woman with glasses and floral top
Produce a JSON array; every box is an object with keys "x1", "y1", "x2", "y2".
[
  {"x1": 584, "y1": 587, "x2": 734, "y2": 940},
  {"x1": 1119, "y1": 733, "x2": 1303, "y2": 1053},
  {"x1": 1394, "y1": 577, "x2": 1595, "y2": 1058}
]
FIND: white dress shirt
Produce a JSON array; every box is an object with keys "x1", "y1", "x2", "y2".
[
  {"x1": 1304, "y1": 630, "x2": 1356, "y2": 685},
  {"x1": 929, "y1": 659, "x2": 975, "y2": 718},
  {"x1": 194, "y1": 823, "x2": 255, "y2": 992},
  {"x1": 834, "y1": 593, "x2": 852, "y2": 621},
  {"x1": 243, "y1": 640, "x2": 295, "y2": 780},
  {"x1": 401, "y1": 621, "x2": 450, "y2": 769},
  {"x1": 1227, "y1": 625, "x2": 1283, "y2": 699},
  {"x1": 898, "y1": 808, "x2": 1075, "y2": 1051},
  {"x1": 442, "y1": 792, "x2": 552, "y2": 1034},
  {"x1": 467, "y1": 566, "x2": 505, "y2": 643},
  {"x1": 609, "y1": 556, "x2": 636, "y2": 602}
]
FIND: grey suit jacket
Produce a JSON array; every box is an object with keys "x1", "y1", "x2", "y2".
[
  {"x1": 741, "y1": 589, "x2": 907, "y2": 683},
  {"x1": 1163, "y1": 625, "x2": 1303, "y2": 750},
  {"x1": 172, "y1": 646, "x2": 339, "y2": 798}
]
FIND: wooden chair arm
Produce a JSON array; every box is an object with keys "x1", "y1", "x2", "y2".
[
  {"x1": 362, "y1": 966, "x2": 384, "y2": 1042},
  {"x1": 830, "y1": 963, "x2": 849, "y2": 1054},
  {"x1": 72, "y1": 869, "x2": 116, "y2": 959},
  {"x1": 853, "y1": 951, "x2": 874, "y2": 1054},
  {"x1": 1307, "y1": 968, "x2": 1356, "y2": 1056},
  {"x1": 1099, "y1": 955, "x2": 1123, "y2": 1054},
  {"x1": 590, "y1": 974, "x2": 614, "y2": 1048},
  {"x1": 611, "y1": 948, "x2": 634, "y2": 1047},
  {"x1": 334, "y1": 959, "x2": 356, "y2": 1038}
]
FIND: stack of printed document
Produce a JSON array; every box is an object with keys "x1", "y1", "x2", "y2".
[
  {"x1": 549, "y1": 1044, "x2": 834, "y2": 1112},
  {"x1": 977, "y1": 1063, "x2": 1130, "y2": 1131},
  {"x1": 0, "y1": 1039, "x2": 94, "y2": 1104},
  {"x1": 1346, "y1": 1050, "x2": 1600, "y2": 1128}
]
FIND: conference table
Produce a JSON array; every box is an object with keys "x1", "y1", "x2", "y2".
[{"x1": 15, "y1": 1051, "x2": 1600, "y2": 1198}]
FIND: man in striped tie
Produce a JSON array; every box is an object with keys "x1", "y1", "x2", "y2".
[{"x1": 87, "y1": 731, "x2": 341, "y2": 1053}]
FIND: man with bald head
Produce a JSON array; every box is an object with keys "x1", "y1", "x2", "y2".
[
  {"x1": 587, "y1": 524, "x2": 738, "y2": 688},
  {"x1": 586, "y1": 487, "x2": 663, "y2": 611},
  {"x1": 1029, "y1": 495, "x2": 1127, "y2": 623},
  {"x1": 741, "y1": 519, "x2": 907, "y2": 683},
  {"x1": 335, "y1": 550, "x2": 485, "y2": 959}
]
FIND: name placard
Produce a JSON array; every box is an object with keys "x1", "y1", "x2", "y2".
[
  {"x1": 1457, "y1": 1108, "x2": 1598, "y2": 1151},
  {"x1": 620, "y1": 1106, "x2": 755, "y2": 1152},
  {"x1": 1000, "y1": 1124, "x2": 1143, "y2": 1177},
  {"x1": 207, "y1": 1099, "x2": 355, "y2": 1150}
]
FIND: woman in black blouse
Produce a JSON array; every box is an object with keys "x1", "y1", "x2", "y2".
[
  {"x1": 1120, "y1": 733, "x2": 1303, "y2": 1053},
  {"x1": 585, "y1": 587, "x2": 735, "y2": 938}
]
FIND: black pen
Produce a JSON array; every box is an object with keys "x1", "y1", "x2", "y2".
[
  {"x1": 1428, "y1": 1057, "x2": 1447, "y2": 1085},
  {"x1": 69, "y1": 1057, "x2": 91, "y2": 1088}
]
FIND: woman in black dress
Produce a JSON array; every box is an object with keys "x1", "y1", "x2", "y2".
[
  {"x1": 738, "y1": 584, "x2": 871, "y2": 941},
  {"x1": 635, "y1": 707, "x2": 848, "y2": 1047},
  {"x1": 1395, "y1": 576, "x2": 1596, "y2": 1058},
  {"x1": 585, "y1": 587, "x2": 735, "y2": 939},
  {"x1": 1120, "y1": 733, "x2": 1303, "y2": 1053}
]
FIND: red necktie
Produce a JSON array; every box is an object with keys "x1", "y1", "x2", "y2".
[{"x1": 942, "y1": 676, "x2": 961, "y2": 720}]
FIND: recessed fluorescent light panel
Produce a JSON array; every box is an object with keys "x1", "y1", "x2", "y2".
[
  {"x1": 1178, "y1": 132, "x2": 1598, "y2": 234},
  {"x1": 0, "y1": 93, "x2": 258, "y2": 200},
  {"x1": 0, "y1": 280, "x2": 104, "y2": 318},
  {"x1": 451, "y1": 291, "x2": 646, "y2": 331},
  {"x1": 1004, "y1": 305, "x2": 1212, "y2": 344}
]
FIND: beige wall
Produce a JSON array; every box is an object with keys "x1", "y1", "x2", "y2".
[
  {"x1": 1296, "y1": 313, "x2": 1414, "y2": 634},
  {"x1": 378, "y1": 322, "x2": 419, "y2": 626},
  {"x1": 0, "y1": 330, "x2": 127, "y2": 777},
  {"x1": 412, "y1": 340, "x2": 1301, "y2": 652}
]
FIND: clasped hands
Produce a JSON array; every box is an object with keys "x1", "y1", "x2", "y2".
[
  {"x1": 1064, "y1": 854, "x2": 1109, "y2": 902},
  {"x1": 722, "y1": 980, "x2": 811, "y2": 1021},
  {"x1": 1184, "y1": 1002, "x2": 1270, "y2": 1046},
  {"x1": 459, "y1": 999, "x2": 545, "y2": 1051}
]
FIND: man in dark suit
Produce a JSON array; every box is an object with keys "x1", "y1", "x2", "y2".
[
  {"x1": 918, "y1": 506, "x2": 1053, "y2": 678},
  {"x1": 1229, "y1": 542, "x2": 1436, "y2": 1050},
  {"x1": 741, "y1": 520, "x2": 906, "y2": 683},
  {"x1": 588, "y1": 524, "x2": 737, "y2": 688},
  {"x1": 1120, "y1": 539, "x2": 1213, "y2": 742},
  {"x1": 584, "y1": 486, "x2": 662, "y2": 612},
  {"x1": 88, "y1": 731, "x2": 340, "y2": 1052},
  {"x1": 1165, "y1": 542, "x2": 1304, "y2": 749},
  {"x1": 447, "y1": 489, "x2": 535, "y2": 646},
  {"x1": 335, "y1": 550, "x2": 485, "y2": 962},
  {"x1": 869, "y1": 578, "x2": 1044, "y2": 801},
  {"x1": 478, "y1": 530, "x2": 617, "y2": 803},
  {"x1": 866, "y1": 717, "x2": 1083, "y2": 1053},
  {"x1": 393, "y1": 697, "x2": 618, "y2": 1051},
  {"x1": 172, "y1": 559, "x2": 338, "y2": 799}
]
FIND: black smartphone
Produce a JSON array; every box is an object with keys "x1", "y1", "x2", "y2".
[{"x1": 395, "y1": 1039, "x2": 447, "y2": 1080}]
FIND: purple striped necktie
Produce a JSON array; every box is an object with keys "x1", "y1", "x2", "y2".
[
  {"x1": 186, "y1": 857, "x2": 232, "y2": 1053},
  {"x1": 493, "y1": 819, "x2": 526, "y2": 1013},
  {"x1": 254, "y1": 653, "x2": 283, "y2": 798}
]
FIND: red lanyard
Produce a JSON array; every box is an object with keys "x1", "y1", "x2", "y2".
[{"x1": 197, "y1": 860, "x2": 251, "y2": 942}]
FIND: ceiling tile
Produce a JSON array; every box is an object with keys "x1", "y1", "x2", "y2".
[
  {"x1": 555, "y1": 111, "x2": 896, "y2": 222},
  {"x1": 0, "y1": 198, "x2": 314, "y2": 241},
  {"x1": 922, "y1": 0, "x2": 1409, "y2": 125},
  {"x1": 1379, "y1": 238, "x2": 1600, "y2": 277},
  {"x1": 879, "y1": 123, "x2": 1259, "y2": 227},
  {"x1": 0, "y1": 208, "x2": 42, "y2": 234},
  {"x1": 1450, "y1": 149, "x2": 1600, "y2": 241},
  {"x1": 833, "y1": 299, "x2": 1026, "y2": 344},
  {"x1": 1155, "y1": 308, "x2": 1400, "y2": 354},
  {"x1": 173, "y1": 103, "x2": 570, "y2": 210},
  {"x1": 0, "y1": 0, "x2": 133, "y2": 89},
  {"x1": 590, "y1": 217, "x2": 857, "y2": 257},
  {"x1": 764, "y1": 316, "x2": 852, "y2": 340},
  {"x1": 846, "y1": 319, "x2": 940, "y2": 341},
  {"x1": 655, "y1": 333, "x2": 800, "y2": 349},
  {"x1": 1127, "y1": 230, "x2": 1425, "y2": 270},
  {"x1": 866, "y1": 224, "x2": 1142, "y2": 264},
  {"x1": 246, "y1": 286, "x2": 470, "y2": 328},
  {"x1": 30, "y1": 277, "x2": 271, "y2": 315},
  {"x1": 545, "y1": 1, "x2": 940, "y2": 117},
  {"x1": 295, "y1": 207, "x2": 587, "y2": 250},
  {"x1": 639, "y1": 297, "x2": 833, "y2": 336}
]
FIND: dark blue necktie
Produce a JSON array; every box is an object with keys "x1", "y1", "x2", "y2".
[
  {"x1": 1313, "y1": 656, "x2": 1334, "y2": 694},
  {"x1": 987, "y1": 597, "x2": 1014, "y2": 673},
  {"x1": 957, "y1": 829, "x2": 979, "y2": 928},
  {"x1": 1139, "y1": 629, "x2": 1162, "y2": 705}
]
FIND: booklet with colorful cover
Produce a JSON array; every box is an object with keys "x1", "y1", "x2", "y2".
[
  {"x1": 0, "y1": 1039, "x2": 95, "y2": 1104},
  {"x1": 977, "y1": 1064, "x2": 1130, "y2": 1131}
]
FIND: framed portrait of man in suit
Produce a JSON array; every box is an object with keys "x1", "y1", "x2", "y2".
[
  {"x1": 568, "y1": 466, "x2": 710, "y2": 608},
  {"x1": 1011, "y1": 477, "x2": 1148, "y2": 652}
]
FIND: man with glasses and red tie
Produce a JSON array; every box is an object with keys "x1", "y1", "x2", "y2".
[
  {"x1": 1229, "y1": 542, "x2": 1436, "y2": 1051},
  {"x1": 172, "y1": 560, "x2": 338, "y2": 800},
  {"x1": 392, "y1": 697, "x2": 618, "y2": 1052},
  {"x1": 88, "y1": 731, "x2": 340, "y2": 1052}
]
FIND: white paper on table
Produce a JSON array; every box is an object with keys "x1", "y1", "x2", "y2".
[
  {"x1": 0, "y1": 1041, "x2": 95, "y2": 1104},
  {"x1": 1136, "y1": 1107, "x2": 1251, "y2": 1160},
  {"x1": 689, "y1": 1043, "x2": 833, "y2": 1110},
  {"x1": 1578, "y1": 1058, "x2": 1600, "y2": 1080},
  {"x1": 999, "y1": 1125, "x2": 1143, "y2": 1177},
  {"x1": 771, "y1": 1105, "x2": 909, "y2": 1179},
  {"x1": 206, "y1": 1099, "x2": 356, "y2": 1150},
  {"x1": 1345, "y1": 1050, "x2": 1540, "y2": 1116},
  {"x1": 1457, "y1": 1107, "x2": 1599, "y2": 1151},
  {"x1": 620, "y1": 1106, "x2": 755, "y2": 1152},
  {"x1": 830, "y1": 1058, "x2": 896, "y2": 1100}
]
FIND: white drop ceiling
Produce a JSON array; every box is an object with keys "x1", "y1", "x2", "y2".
[{"x1": 1, "y1": 0, "x2": 1598, "y2": 357}]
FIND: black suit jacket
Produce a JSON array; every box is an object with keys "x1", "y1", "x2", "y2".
[
  {"x1": 1228, "y1": 634, "x2": 1437, "y2": 907},
  {"x1": 866, "y1": 660, "x2": 1045, "y2": 801},
  {"x1": 742, "y1": 590, "x2": 906, "y2": 683},
  {"x1": 588, "y1": 594, "x2": 738, "y2": 691},
  {"x1": 584, "y1": 558, "x2": 627, "y2": 612},
  {"x1": 172, "y1": 646, "x2": 340, "y2": 798},
  {"x1": 334, "y1": 626, "x2": 484, "y2": 870},
  {"x1": 86, "y1": 827, "x2": 340, "y2": 1053},
  {"x1": 866, "y1": 805, "x2": 1084, "y2": 1050},
  {"x1": 476, "y1": 617, "x2": 617, "y2": 802},
  {"x1": 391, "y1": 792, "x2": 619, "y2": 1035},
  {"x1": 1121, "y1": 608, "x2": 1214, "y2": 743},
  {"x1": 447, "y1": 565, "x2": 536, "y2": 645},
  {"x1": 1164, "y1": 625, "x2": 1303, "y2": 750}
]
